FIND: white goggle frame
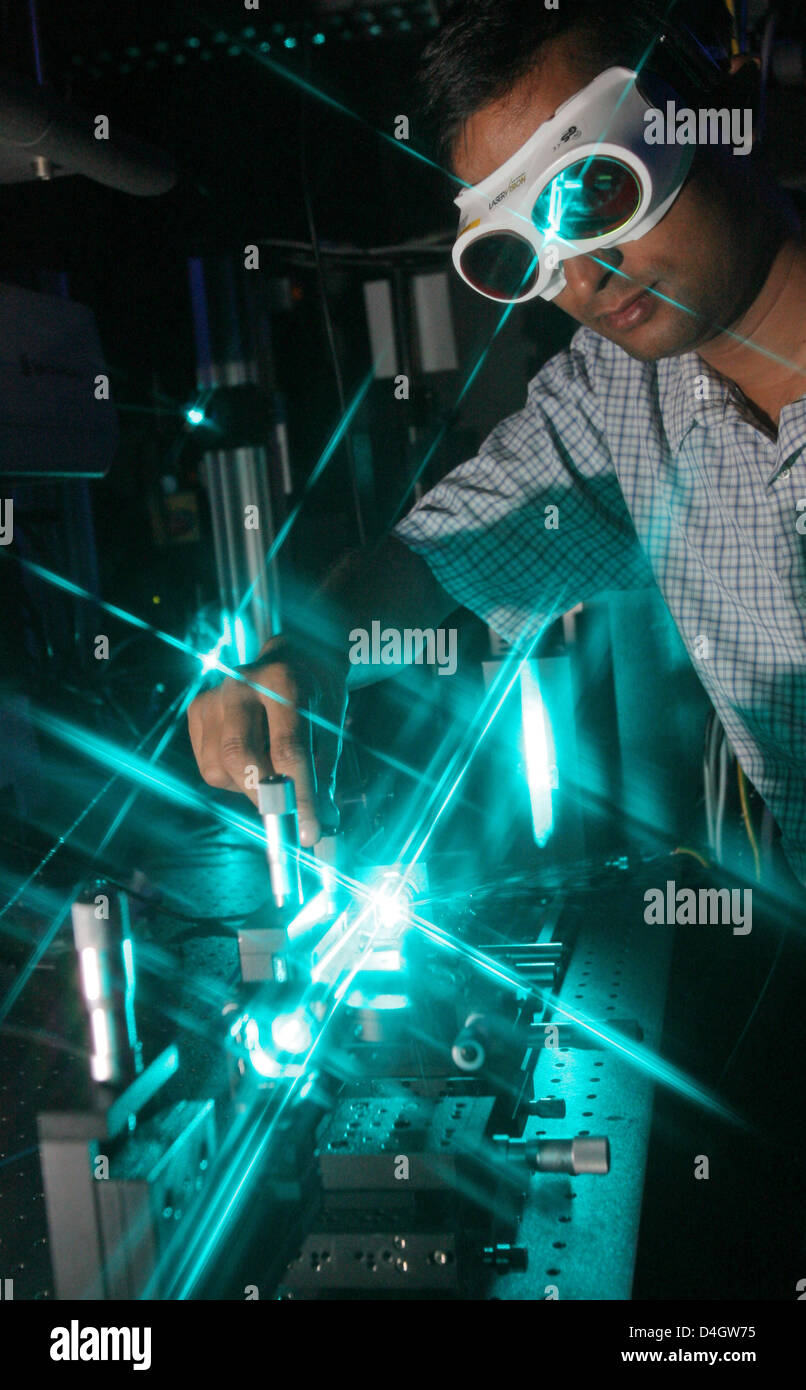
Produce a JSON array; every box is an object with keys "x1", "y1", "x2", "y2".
[{"x1": 452, "y1": 66, "x2": 693, "y2": 303}]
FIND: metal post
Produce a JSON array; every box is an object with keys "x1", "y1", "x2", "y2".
[{"x1": 187, "y1": 255, "x2": 283, "y2": 658}]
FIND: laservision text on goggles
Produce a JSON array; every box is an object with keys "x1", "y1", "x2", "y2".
[{"x1": 452, "y1": 66, "x2": 695, "y2": 304}]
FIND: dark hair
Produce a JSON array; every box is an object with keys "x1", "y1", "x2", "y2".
[{"x1": 419, "y1": 0, "x2": 735, "y2": 164}]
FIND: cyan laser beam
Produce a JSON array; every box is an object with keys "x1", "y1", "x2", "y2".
[
  {"x1": 8, "y1": 700, "x2": 415, "y2": 946},
  {"x1": 234, "y1": 366, "x2": 376, "y2": 617},
  {"x1": 396, "y1": 609, "x2": 558, "y2": 869},
  {"x1": 5, "y1": 554, "x2": 193, "y2": 656},
  {"x1": 0, "y1": 624, "x2": 221, "y2": 1024},
  {"x1": 0, "y1": 687, "x2": 214, "y2": 1025},
  {"x1": 0, "y1": 1145, "x2": 39, "y2": 1171},
  {"x1": 389, "y1": 296, "x2": 521, "y2": 526},
  {"x1": 18, "y1": 707, "x2": 265, "y2": 846},
  {"x1": 93, "y1": 679, "x2": 207, "y2": 856},
  {"x1": 0, "y1": 693, "x2": 184, "y2": 925},
  {"x1": 219, "y1": 30, "x2": 453, "y2": 183},
  {"x1": 161, "y1": 895, "x2": 385, "y2": 1300},
  {"x1": 408, "y1": 906, "x2": 739, "y2": 1123},
  {"x1": 161, "y1": 848, "x2": 737, "y2": 1297},
  {"x1": 2, "y1": 551, "x2": 438, "y2": 793},
  {"x1": 468, "y1": 0, "x2": 806, "y2": 379}
]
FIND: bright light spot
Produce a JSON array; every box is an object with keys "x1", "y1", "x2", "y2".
[
  {"x1": 248, "y1": 1045, "x2": 282, "y2": 1079},
  {"x1": 287, "y1": 889, "x2": 330, "y2": 940},
  {"x1": 373, "y1": 887, "x2": 406, "y2": 930},
  {"x1": 520, "y1": 663, "x2": 555, "y2": 847},
  {"x1": 242, "y1": 1014, "x2": 283, "y2": 1077},
  {"x1": 346, "y1": 990, "x2": 409, "y2": 1011},
  {"x1": 270, "y1": 1010, "x2": 313, "y2": 1055},
  {"x1": 312, "y1": 32, "x2": 325, "y2": 45},
  {"x1": 122, "y1": 937, "x2": 135, "y2": 988},
  {"x1": 199, "y1": 616, "x2": 232, "y2": 674},
  {"x1": 284, "y1": 36, "x2": 297, "y2": 49},
  {"x1": 90, "y1": 1007, "x2": 111, "y2": 1076},
  {"x1": 185, "y1": 406, "x2": 205, "y2": 426},
  {"x1": 80, "y1": 947, "x2": 101, "y2": 1002},
  {"x1": 359, "y1": 948, "x2": 402, "y2": 973},
  {"x1": 200, "y1": 650, "x2": 221, "y2": 675},
  {"x1": 233, "y1": 616, "x2": 248, "y2": 665},
  {"x1": 152, "y1": 595, "x2": 161, "y2": 604}
]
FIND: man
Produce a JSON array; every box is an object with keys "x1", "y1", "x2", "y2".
[{"x1": 188, "y1": 0, "x2": 806, "y2": 886}]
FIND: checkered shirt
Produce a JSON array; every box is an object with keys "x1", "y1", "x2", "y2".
[{"x1": 393, "y1": 326, "x2": 806, "y2": 883}]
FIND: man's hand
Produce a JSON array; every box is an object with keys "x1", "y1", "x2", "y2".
[
  {"x1": 187, "y1": 635, "x2": 348, "y2": 846},
  {"x1": 188, "y1": 538, "x2": 454, "y2": 840}
]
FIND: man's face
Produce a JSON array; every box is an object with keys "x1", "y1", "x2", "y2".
[{"x1": 451, "y1": 35, "x2": 771, "y2": 361}]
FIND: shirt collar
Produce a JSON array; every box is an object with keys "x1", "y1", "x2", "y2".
[
  {"x1": 657, "y1": 351, "x2": 733, "y2": 451},
  {"x1": 777, "y1": 394, "x2": 806, "y2": 467}
]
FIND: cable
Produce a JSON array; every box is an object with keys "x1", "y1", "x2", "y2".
[
  {"x1": 298, "y1": 62, "x2": 367, "y2": 546},
  {"x1": 0, "y1": 1022, "x2": 86, "y2": 1060},
  {"x1": 102, "y1": 875, "x2": 264, "y2": 930},
  {"x1": 725, "y1": 0, "x2": 741, "y2": 57},
  {"x1": 255, "y1": 233, "x2": 452, "y2": 261},
  {"x1": 739, "y1": 0, "x2": 749, "y2": 54},
  {"x1": 737, "y1": 763, "x2": 762, "y2": 880},
  {"x1": 759, "y1": 8, "x2": 778, "y2": 144},
  {"x1": 717, "y1": 925, "x2": 788, "y2": 1084},
  {"x1": 672, "y1": 845, "x2": 711, "y2": 869},
  {"x1": 716, "y1": 730, "x2": 728, "y2": 864},
  {"x1": 703, "y1": 712, "x2": 716, "y2": 849}
]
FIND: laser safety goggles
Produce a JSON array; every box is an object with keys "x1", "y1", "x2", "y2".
[{"x1": 452, "y1": 66, "x2": 694, "y2": 304}]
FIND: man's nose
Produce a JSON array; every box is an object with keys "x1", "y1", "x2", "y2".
[{"x1": 561, "y1": 247, "x2": 625, "y2": 297}]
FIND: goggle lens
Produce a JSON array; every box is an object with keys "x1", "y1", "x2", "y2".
[
  {"x1": 532, "y1": 157, "x2": 641, "y2": 240},
  {"x1": 459, "y1": 231, "x2": 539, "y2": 301}
]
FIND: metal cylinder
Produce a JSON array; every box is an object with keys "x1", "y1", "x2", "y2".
[
  {"x1": 451, "y1": 1013, "x2": 487, "y2": 1072},
  {"x1": 70, "y1": 883, "x2": 142, "y2": 1087},
  {"x1": 258, "y1": 776, "x2": 303, "y2": 911},
  {"x1": 187, "y1": 254, "x2": 284, "y2": 659},
  {"x1": 531, "y1": 1136, "x2": 610, "y2": 1176},
  {"x1": 530, "y1": 1097, "x2": 566, "y2": 1119},
  {"x1": 498, "y1": 1133, "x2": 610, "y2": 1175}
]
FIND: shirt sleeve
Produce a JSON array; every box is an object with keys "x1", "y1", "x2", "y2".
[{"x1": 392, "y1": 327, "x2": 657, "y2": 644}]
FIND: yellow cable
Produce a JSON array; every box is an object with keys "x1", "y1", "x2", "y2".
[
  {"x1": 672, "y1": 845, "x2": 711, "y2": 869},
  {"x1": 725, "y1": 0, "x2": 740, "y2": 56}
]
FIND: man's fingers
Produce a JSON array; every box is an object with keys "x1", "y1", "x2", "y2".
[
  {"x1": 189, "y1": 690, "x2": 239, "y2": 794},
  {"x1": 188, "y1": 653, "x2": 347, "y2": 838},
  {"x1": 257, "y1": 678, "x2": 319, "y2": 845},
  {"x1": 187, "y1": 696, "x2": 203, "y2": 764},
  {"x1": 217, "y1": 697, "x2": 273, "y2": 807}
]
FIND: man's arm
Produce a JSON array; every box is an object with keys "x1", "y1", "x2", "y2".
[
  {"x1": 319, "y1": 534, "x2": 457, "y2": 688},
  {"x1": 189, "y1": 329, "x2": 649, "y2": 838},
  {"x1": 187, "y1": 534, "x2": 455, "y2": 843}
]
